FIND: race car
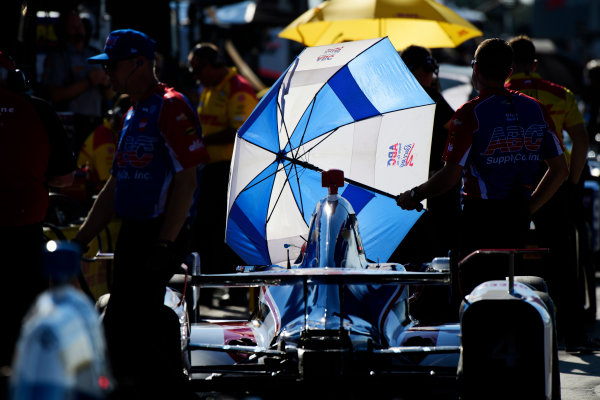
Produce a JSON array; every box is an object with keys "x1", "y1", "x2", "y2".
[
  {"x1": 179, "y1": 170, "x2": 560, "y2": 400},
  {"x1": 81, "y1": 168, "x2": 558, "y2": 399}
]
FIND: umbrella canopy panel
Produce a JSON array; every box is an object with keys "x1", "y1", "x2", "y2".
[
  {"x1": 278, "y1": 0, "x2": 482, "y2": 50},
  {"x1": 227, "y1": 37, "x2": 435, "y2": 266}
]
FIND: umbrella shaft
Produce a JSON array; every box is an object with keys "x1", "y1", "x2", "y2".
[{"x1": 280, "y1": 155, "x2": 395, "y2": 199}]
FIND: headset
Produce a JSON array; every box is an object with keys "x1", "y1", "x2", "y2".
[{"x1": 122, "y1": 58, "x2": 144, "y2": 93}]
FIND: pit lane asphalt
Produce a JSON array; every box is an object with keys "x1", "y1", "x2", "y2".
[
  {"x1": 199, "y1": 280, "x2": 600, "y2": 399},
  {"x1": 559, "y1": 273, "x2": 600, "y2": 400}
]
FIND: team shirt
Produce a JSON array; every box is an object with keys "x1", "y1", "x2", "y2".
[
  {"x1": 78, "y1": 119, "x2": 117, "y2": 188},
  {"x1": 442, "y1": 87, "x2": 564, "y2": 200},
  {"x1": 112, "y1": 84, "x2": 208, "y2": 219},
  {"x1": 505, "y1": 71, "x2": 585, "y2": 144},
  {"x1": 197, "y1": 67, "x2": 257, "y2": 163},
  {"x1": 0, "y1": 89, "x2": 75, "y2": 226}
]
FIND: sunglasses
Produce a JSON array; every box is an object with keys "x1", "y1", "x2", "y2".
[
  {"x1": 103, "y1": 58, "x2": 136, "y2": 72},
  {"x1": 420, "y1": 56, "x2": 439, "y2": 74}
]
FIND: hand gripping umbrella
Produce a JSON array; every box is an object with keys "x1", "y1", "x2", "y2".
[
  {"x1": 278, "y1": 0, "x2": 482, "y2": 50},
  {"x1": 226, "y1": 37, "x2": 435, "y2": 266}
]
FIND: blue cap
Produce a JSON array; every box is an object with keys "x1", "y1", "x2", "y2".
[{"x1": 88, "y1": 29, "x2": 156, "y2": 64}]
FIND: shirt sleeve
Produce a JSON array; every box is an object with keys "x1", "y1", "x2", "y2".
[
  {"x1": 160, "y1": 93, "x2": 209, "y2": 170},
  {"x1": 84, "y1": 125, "x2": 117, "y2": 182},
  {"x1": 563, "y1": 88, "x2": 586, "y2": 129},
  {"x1": 536, "y1": 97, "x2": 565, "y2": 159},
  {"x1": 42, "y1": 51, "x2": 68, "y2": 87},
  {"x1": 227, "y1": 89, "x2": 258, "y2": 131},
  {"x1": 442, "y1": 104, "x2": 473, "y2": 167},
  {"x1": 29, "y1": 96, "x2": 77, "y2": 178}
]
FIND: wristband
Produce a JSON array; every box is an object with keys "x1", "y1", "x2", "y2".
[{"x1": 409, "y1": 186, "x2": 422, "y2": 202}]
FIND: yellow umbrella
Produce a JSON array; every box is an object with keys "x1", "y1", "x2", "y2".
[{"x1": 278, "y1": 0, "x2": 482, "y2": 50}]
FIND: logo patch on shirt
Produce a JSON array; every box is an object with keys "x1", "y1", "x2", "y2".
[
  {"x1": 0, "y1": 106, "x2": 15, "y2": 114},
  {"x1": 189, "y1": 139, "x2": 203, "y2": 152},
  {"x1": 481, "y1": 124, "x2": 545, "y2": 156},
  {"x1": 116, "y1": 135, "x2": 156, "y2": 168}
]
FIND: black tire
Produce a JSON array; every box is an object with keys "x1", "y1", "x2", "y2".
[
  {"x1": 533, "y1": 290, "x2": 561, "y2": 399},
  {"x1": 515, "y1": 275, "x2": 548, "y2": 293},
  {"x1": 459, "y1": 296, "x2": 556, "y2": 399}
]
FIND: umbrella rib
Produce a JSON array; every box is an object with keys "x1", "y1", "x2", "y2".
[
  {"x1": 237, "y1": 158, "x2": 298, "y2": 224},
  {"x1": 241, "y1": 160, "x2": 288, "y2": 194},
  {"x1": 276, "y1": 76, "x2": 295, "y2": 158},
  {"x1": 289, "y1": 162, "x2": 305, "y2": 220},
  {"x1": 293, "y1": 127, "x2": 337, "y2": 161},
  {"x1": 270, "y1": 96, "x2": 307, "y2": 223},
  {"x1": 287, "y1": 98, "x2": 320, "y2": 217},
  {"x1": 265, "y1": 161, "x2": 293, "y2": 225}
]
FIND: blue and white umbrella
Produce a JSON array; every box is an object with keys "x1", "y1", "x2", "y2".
[{"x1": 226, "y1": 37, "x2": 435, "y2": 266}]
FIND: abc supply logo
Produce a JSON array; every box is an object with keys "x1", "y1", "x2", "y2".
[
  {"x1": 317, "y1": 46, "x2": 344, "y2": 62},
  {"x1": 481, "y1": 124, "x2": 545, "y2": 165},
  {"x1": 116, "y1": 135, "x2": 156, "y2": 169},
  {"x1": 116, "y1": 136, "x2": 157, "y2": 181},
  {"x1": 387, "y1": 142, "x2": 414, "y2": 167}
]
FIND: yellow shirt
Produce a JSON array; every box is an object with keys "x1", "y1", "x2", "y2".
[
  {"x1": 505, "y1": 72, "x2": 585, "y2": 145},
  {"x1": 197, "y1": 67, "x2": 258, "y2": 163},
  {"x1": 77, "y1": 119, "x2": 117, "y2": 186}
]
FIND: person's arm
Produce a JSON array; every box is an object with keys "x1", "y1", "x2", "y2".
[
  {"x1": 47, "y1": 79, "x2": 92, "y2": 103},
  {"x1": 74, "y1": 176, "x2": 116, "y2": 245},
  {"x1": 158, "y1": 167, "x2": 198, "y2": 242},
  {"x1": 396, "y1": 162, "x2": 463, "y2": 210},
  {"x1": 29, "y1": 96, "x2": 77, "y2": 185},
  {"x1": 565, "y1": 122, "x2": 590, "y2": 184},
  {"x1": 47, "y1": 67, "x2": 110, "y2": 103},
  {"x1": 530, "y1": 154, "x2": 569, "y2": 214}
]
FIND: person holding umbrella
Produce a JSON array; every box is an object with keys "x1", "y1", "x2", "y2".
[
  {"x1": 392, "y1": 45, "x2": 460, "y2": 265},
  {"x1": 396, "y1": 38, "x2": 568, "y2": 259}
]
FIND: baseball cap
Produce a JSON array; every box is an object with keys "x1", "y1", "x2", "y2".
[{"x1": 88, "y1": 29, "x2": 156, "y2": 64}]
